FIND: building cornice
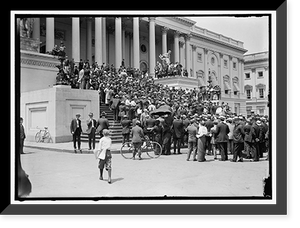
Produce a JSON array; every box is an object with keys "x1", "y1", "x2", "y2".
[
  {"x1": 170, "y1": 17, "x2": 197, "y2": 27},
  {"x1": 190, "y1": 31, "x2": 248, "y2": 54}
]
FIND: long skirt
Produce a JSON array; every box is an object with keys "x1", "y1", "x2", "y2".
[{"x1": 197, "y1": 136, "x2": 206, "y2": 162}]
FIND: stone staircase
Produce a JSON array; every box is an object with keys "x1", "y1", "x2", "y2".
[{"x1": 81, "y1": 103, "x2": 123, "y2": 144}]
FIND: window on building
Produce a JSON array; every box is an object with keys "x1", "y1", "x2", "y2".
[
  {"x1": 197, "y1": 53, "x2": 202, "y2": 62},
  {"x1": 259, "y1": 88, "x2": 264, "y2": 98},
  {"x1": 259, "y1": 108, "x2": 265, "y2": 115},
  {"x1": 245, "y1": 73, "x2": 250, "y2": 79},
  {"x1": 246, "y1": 89, "x2": 251, "y2": 99},
  {"x1": 233, "y1": 62, "x2": 236, "y2": 69},
  {"x1": 224, "y1": 59, "x2": 228, "y2": 68},
  {"x1": 258, "y1": 71, "x2": 263, "y2": 77},
  {"x1": 225, "y1": 90, "x2": 229, "y2": 94},
  {"x1": 234, "y1": 91, "x2": 238, "y2": 95}
]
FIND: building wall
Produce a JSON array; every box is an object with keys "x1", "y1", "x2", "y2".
[
  {"x1": 21, "y1": 86, "x2": 99, "y2": 143},
  {"x1": 244, "y1": 51, "x2": 269, "y2": 116},
  {"x1": 20, "y1": 50, "x2": 60, "y2": 93}
]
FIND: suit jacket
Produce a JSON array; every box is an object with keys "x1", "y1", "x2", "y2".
[
  {"x1": 173, "y1": 119, "x2": 184, "y2": 138},
  {"x1": 70, "y1": 118, "x2": 82, "y2": 134},
  {"x1": 111, "y1": 98, "x2": 120, "y2": 109},
  {"x1": 121, "y1": 119, "x2": 132, "y2": 134},
  {"x1": 20, "y1": 124, "x2": 26, "y2": 140},
  {"x1": 186, "y1": 123, "x2": 198, "y2": 142},
  {"x1": 244, "y1": 124, "x2": 255, "y2": 143},
  {"x1": 232, "y1": 122, "x2": 245, "y2": 143},
  {"x1": 205, "y1": 119, "x2": 214, "y2": 132},
  {"x1": 131, "y1": 125, "x2": 144, "y2": 143},
  {"x1": 96, "y1": 117, "x2": 110, "y2": 133},
  {"x1": 86, "y1": 118, "x2": 97, "y2": 134},
  {"x1": 215, "y1": 121, "x2": 230, "y2": 143}
]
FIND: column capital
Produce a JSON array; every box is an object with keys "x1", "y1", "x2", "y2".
[
  {"x1": 161, "y1": 26, "x2": 169, "y2": 34},
  {"x1": 148, "y1": 17, "x2": 156, "y2": 22},
  {"x1": 203, "y1": 47, "x2": 208, "y2": 54},
  {"x1": 191, "y1": 44, "x2": 197, "y2": 51},
  {"x1": 219, "y1": 52, "x2": 224, "y2": 58},
  {"x1": 179, "y1": 40, "x2": 185, "y2": 47},
  {"x1": 173, "y1": 30, "x2": 181, "y2": 37},
  {"x1": 184, "y1": 33, "x2": 192, "y2": 41}
]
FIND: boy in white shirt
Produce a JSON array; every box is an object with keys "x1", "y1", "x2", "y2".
[{"x1": 94, "y1": 129, "x2": 112, "y2": 184}]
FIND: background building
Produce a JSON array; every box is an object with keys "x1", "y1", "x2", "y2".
[{"x1": 243, "y1": 51, "x2": 269, "y2": 116}]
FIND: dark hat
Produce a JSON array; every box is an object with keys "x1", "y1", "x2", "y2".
[
  {"x1": 88, "y1": 112, "x2": 93, "y2": 116},
  {"x1": 76, "y1": 113, "x2": 81, "y2": 117}
]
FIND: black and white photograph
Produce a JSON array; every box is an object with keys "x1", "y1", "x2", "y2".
[{"x1": 6, "y1": 6, "x2": 288, "y2": 216}]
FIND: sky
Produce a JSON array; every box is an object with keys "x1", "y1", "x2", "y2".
[{"x1": 187, "y1": 16, "x2": 269, "y2": 55}]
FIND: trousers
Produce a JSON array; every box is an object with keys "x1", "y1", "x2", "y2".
[
  {"x1": 218, "y1": 142, "x2": 228, "y2": 161},
  {"x1": 88, "y1": 128, "x2": 96, "y2": 150},
  {"x1": 72, "y1": 128, "x2": 81, "y2": 149}
]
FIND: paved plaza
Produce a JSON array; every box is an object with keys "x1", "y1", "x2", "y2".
[{"x1": 21, "y1": 146, "x2": 269, "y2": 198}]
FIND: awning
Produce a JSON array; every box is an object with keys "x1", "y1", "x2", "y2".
[
  {"x1": 224, "y1": 81, "x2": 231, "y2": 90},
  {"x1": 233, "y1": 82, "x2": 240, "y2": 92}
]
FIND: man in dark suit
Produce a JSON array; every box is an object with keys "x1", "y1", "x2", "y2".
[
  {"x1": 172, "y1": 115, "x2": 184, "y2": 154},
  {"x1": 86, "y1": 112, "x2": 97, "y2": 150},
  {"x1": 20, "y1": 117, "x2": 26, "y2": 154},
  {"x1": 215, "y1": 116, "x2": 230, "y2": 161},
  {"x1": 231, "y1": 116, "x2": 245, "y2": 162},
  {"x1": 205, "y1": 115, "x2": 214, "y2": 155},
  {"x1": 70, "y1": 113, "x2": 82, "y2": 153},
  {"x1": 131, "y1": 121, "x2": 145, "y2": 160},
  {"x1": 121, "y1": 115, "x2": 131, "y2": 145},
  {"x1": 252, "y1": 118, "x2": 263, "y2": 161},
  {"x1": 96, "y1": 111, "x2": 110, "y2": 139}
]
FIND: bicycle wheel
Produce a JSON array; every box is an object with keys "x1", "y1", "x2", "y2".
[
  {"x1": 43, "y1": 132, "x2": 53, "y2": 143},
  {"x1": 35, "y1": 132, "x2": 41, "y2": 143},
  {"x1": 145, "y1": 141, "x2": 162, "y2": 158},
  {"x1": 120, "y1": 143, "x2": 134, "y2": 159}
]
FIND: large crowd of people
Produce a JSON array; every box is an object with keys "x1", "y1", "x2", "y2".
[{"x1": 52, "y1": 44, "x2": 269, "y2": 162}]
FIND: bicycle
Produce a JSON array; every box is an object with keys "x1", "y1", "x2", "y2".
[
  {"x1": 120, "y1": 135, "x2": 162, "y2": 159},
  {"x1": 35, "y1": 127, "x2": 53, "y2": 143}
]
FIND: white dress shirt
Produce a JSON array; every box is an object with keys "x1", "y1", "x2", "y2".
[{"x1": 197, "y1": 125, "x2": 208, "y2": 138}]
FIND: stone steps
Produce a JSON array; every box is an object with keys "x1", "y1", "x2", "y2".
[{"x1": 80, "y1": 103, "x2": 125, "y2": 144}]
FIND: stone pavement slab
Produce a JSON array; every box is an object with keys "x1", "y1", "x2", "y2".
[
  {"x1": 24, "y1": 140, "x2": 123, "y2": 154},
  {"x1": 21, "y1": 147, "x2": 270, "y2": 198}
]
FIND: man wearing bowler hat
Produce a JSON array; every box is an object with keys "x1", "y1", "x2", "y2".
[
  {"x1": 70, "y1": 113, "x2": 82, "y2": 153},
  {"x1": 87, "y1": 112, "x2": 97, "y2": 150}
]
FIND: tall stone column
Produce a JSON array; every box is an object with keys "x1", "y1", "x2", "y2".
[
  {"x1": 133, "y1": 17, "x2": 140, "y2": 70},
  {"x1": 102, "y1": 17, "x2": 107, "y2": 64},
  {"x1": 185, "y1": 34, "x2": 191, "y2": 77},
  {"x1": 174, "y1": 31, "x2": 180, "y2": 63},
  {"x1": 219, "y1": 53, "x2": 224, "y2": 91},
  {"x1": 191, "y1": 45, "x2": 197, "y2": 78},
  {"x1": 115, "y1": 17, "x2": 122, "y2": 69},
  {"x1": 86, "y1": 18, "x2": 92, "y2": 63},
  {"x1": 203, "y1": 48, "x2": 208, "y2": 83},
  {"x1": 228, "y1": 55, "x2": 233, "y2": 91},
  {"x1": 72, "y1": 17, "x2": 80, "y2": 64},
  {"x1": 122, "y1": 25, "x2": 126, "y2": 65},
  {"x1": 161, "y1": 26, "x2": 168, "y2": 54},
  {"x1": 32, "y1": 18, "x2": 40, "y2": 52},
  {"x1": 46, "y1": 18, "x2": 55, "y2": 52},
  {"x1": 95, "y1": 17, "x2": 102, "y2": 66},
  {"x1": 179, "y1": 40, "x2": 185, "y2": 68},
  {"x1": 149, "y1": 17, "x2": 156, "y2": 77}
]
